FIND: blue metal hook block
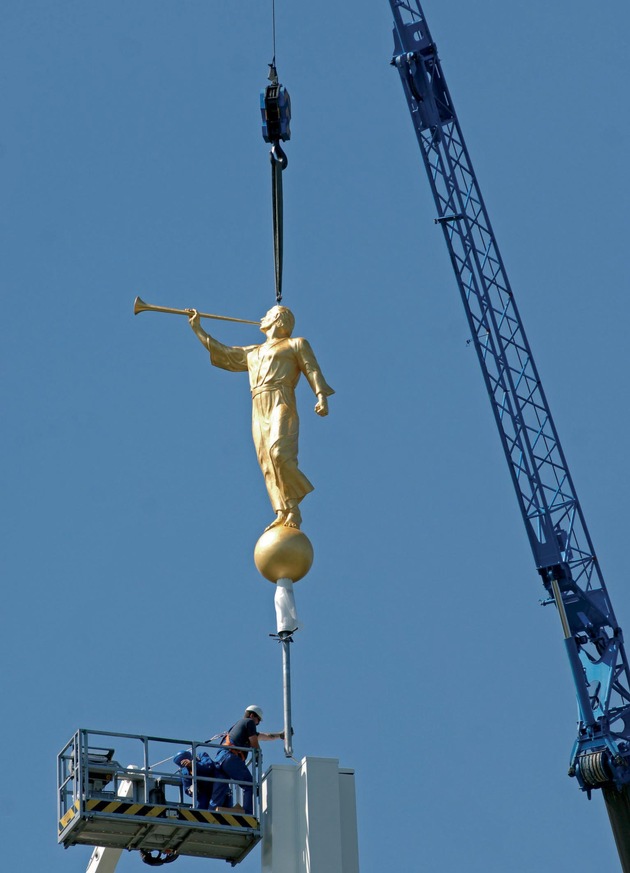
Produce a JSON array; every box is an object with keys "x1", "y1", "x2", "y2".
[{"x1": 261, "y1": 81, "x2": 291, "y2": 144}]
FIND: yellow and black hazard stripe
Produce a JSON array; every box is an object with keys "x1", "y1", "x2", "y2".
[
  {"x1": 60, "y1": 799, "x2": 257, "y2": 832},
  {"x1": 59, "y1": 800, "x2": 80, "y2": 831}
]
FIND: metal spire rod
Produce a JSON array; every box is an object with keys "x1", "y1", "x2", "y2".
[{"x1": 280, "y1": 631, "x2": 294, "y2": 758}]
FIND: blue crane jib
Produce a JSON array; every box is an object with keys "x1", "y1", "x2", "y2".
[{"x1": 387, "y1": 0, "x2": 630, "y2": 804}]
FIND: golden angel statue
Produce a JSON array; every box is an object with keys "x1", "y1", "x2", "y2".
[{"x1": 188, "y1": 305, "x2": 334, "y2": 531}]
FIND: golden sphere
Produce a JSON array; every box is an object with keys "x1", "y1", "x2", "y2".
[{"x1": 254, "y1": 526, "x2": 314, "y2": 583}]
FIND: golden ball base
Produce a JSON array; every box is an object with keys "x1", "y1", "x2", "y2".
[{"x1": 254, "y1": 526, "x2": 314, "y2": 583}]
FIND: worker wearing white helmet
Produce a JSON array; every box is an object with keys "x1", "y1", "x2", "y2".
[{"x1": 211, "y1": 706, "x2": 284, "y2": 814}]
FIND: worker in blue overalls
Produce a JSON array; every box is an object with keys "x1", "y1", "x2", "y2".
[
  {"x1": 211, "y1": 705, "x2": 284, "y2": 814},
  {"x1": 173, "y1": 748, "x2": 218, "y2": 810}
]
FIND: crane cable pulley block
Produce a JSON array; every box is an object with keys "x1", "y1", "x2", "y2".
[{"x1": 260, "y1": 61, "x2": 291, "y2": 304}]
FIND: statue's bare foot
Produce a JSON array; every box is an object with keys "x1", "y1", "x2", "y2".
[
  {"x1": 265, "y1": 512, "x2": 286, "y2": 532},
  {"x1": 283, "y1": 508, "x2": 302, "y2": 529}
]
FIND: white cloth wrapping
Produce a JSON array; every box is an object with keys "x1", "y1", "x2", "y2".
[{"x1": 274, "y1": 578, "x2": 299, "y2": 633}]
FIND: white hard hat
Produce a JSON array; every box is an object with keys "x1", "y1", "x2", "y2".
[{"x1": 245, "y1": 705, "x2": 263, "y2": 721}]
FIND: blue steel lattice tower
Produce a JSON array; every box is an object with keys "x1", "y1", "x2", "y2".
[{"x1": 388, "y1": 1, "x2": 630, "y2": 866}]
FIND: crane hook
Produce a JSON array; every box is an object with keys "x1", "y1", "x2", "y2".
[
  {"x1": 271, "y1": 141, "x2": 288, "y2": 170},
  {"x1": 261, "y1": 65, "x2": 291, "y2": 304}
]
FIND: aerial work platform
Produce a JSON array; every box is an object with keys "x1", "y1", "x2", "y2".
[{"x1": 58, "y1": 729, "x2": 262, "y2": 865}]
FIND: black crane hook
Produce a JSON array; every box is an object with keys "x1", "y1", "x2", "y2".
[{"x1": 261, "y1": 63, "x2": 291, "y2": 304}]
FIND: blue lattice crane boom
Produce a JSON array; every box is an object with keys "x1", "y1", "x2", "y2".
[{"x1": 387, "y1": 1, "x2": 630, "y2": 865}]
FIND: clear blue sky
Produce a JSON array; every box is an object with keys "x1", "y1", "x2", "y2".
[{"x1": 2, "y1": 1, "x2": 630, "y2": 871}]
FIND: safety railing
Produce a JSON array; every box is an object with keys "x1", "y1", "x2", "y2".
[{"x1": 58, "y1": 728, "x2": 263, "y2": 827}]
